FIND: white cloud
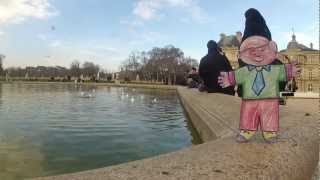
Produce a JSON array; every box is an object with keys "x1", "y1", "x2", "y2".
[
  {"x1": 133, "y1": 0, "x2": 160, "y2": 20},
  {"x1": 141, "y1": 31, "x2": 166, "y2": 42},
  {"x1": 50, "y1": 40, "x2": 125, "y2": 71},
  {"x1": 184, "y1": 4, "x2": 210, "y2": 23},
  {"x1": 133, "y1": 0, "x2": 211, "y2": 23},
  {"x1": 37, "y1": 33, "x2": 47, "y2": 40},
  {"x1": 49, "y1": 40, "x2": 61, "y2": 47},
  {"x1": 92, "y1": 45, "x2": 119, "y2": 53},
  {"x1": 120, "y1": 19, "x2": 144, "y2": 28},
  {"x1": 127, "y1": 30, "x2": 169, "y2": 47},
  {"x1": 75, "y1": 48, "x2": 126, "y2": 71},
  {"x1": 0, "y1": 0, "x2": 59, "y2": 25},
  {"x1": 0, "y1": 31, "x2": 4, "y2": 36}
]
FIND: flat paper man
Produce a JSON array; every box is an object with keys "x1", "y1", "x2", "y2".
[{"x1": 218, "y1": 8, "x2": 301, "y2": 143}]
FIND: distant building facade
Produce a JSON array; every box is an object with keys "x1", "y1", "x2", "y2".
[
  {"x1": 218, "y1": 32, "x2": 242, "y2": 69},
  {"x1": 218, "y1": 32, "x2": 319, "y2": 93},
  {"x1": 278, "y1": 34, "x2": 319, "y2": 93}
]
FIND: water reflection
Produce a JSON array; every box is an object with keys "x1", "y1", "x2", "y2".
[
  {"x1": 0, "y1": 136, "x2": 44, "y2": 180},
  {"x1": 0, "y1": 84, "x2": 199, "y2": 179}
]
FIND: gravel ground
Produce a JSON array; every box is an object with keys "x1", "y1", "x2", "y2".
[
  {"x1": 285, "y1": 98, "x2": 319, "y2": 180},
  {"x1": 285, "y1": 98, "x2": 319, "y2": 114}
]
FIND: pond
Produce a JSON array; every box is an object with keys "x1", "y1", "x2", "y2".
[{"x1": 0, "y1": 83, "x2": 200, "y2": 179}]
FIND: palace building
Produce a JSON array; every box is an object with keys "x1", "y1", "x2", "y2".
[{"x1": 218, "y1": 32, "x2": 319, "y2": 93}]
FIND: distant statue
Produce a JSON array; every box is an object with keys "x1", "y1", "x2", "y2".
[
  {"x1": 97, "y1": 72, "x2": 100, "y2": 80},
  {"x1": 115, "y1": 73, "x2": 120, "y2": 84}
]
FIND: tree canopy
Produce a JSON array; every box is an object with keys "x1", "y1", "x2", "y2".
[{"x1": 120, "y1": 45, "x2": 198, "y2": 85}]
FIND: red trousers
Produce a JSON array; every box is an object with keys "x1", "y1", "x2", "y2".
[{"x1": 240, "y1": 99, "x2": 279, "y2": 131}]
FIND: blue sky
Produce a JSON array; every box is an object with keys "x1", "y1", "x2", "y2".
[{"x1": 0, "y1": 0, "x2": 318, "y2": 71}]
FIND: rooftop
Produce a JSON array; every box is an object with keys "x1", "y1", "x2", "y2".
[
  {"x1": 218, "y1": 32, "x2": 242, "y2": 48},
  {"x1": 283, "y1": 34, "x2": 317, "y2": 52}
]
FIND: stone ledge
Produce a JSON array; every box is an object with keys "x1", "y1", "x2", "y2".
[{"x1": 32, "y1": 86, "x2": 318, "y2": 180}]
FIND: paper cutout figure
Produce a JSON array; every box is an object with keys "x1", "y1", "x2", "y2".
[{"x1": 218, "y1": 8, "x2": 301, "y2": 143}]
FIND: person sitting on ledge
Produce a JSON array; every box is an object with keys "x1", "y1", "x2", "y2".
[
  {"x1": 199, "y1": 40, "x2": 235, "y2": 95},
  {"x1": 186, "y1": 67, "x2": 201, "y2": 88}
]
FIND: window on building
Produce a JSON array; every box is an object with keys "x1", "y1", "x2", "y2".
[
  {"x1": 307, "y1": 84, "x2": 313, "y2": 92},
  {"x1": 310, "y1": 56, "x2": 314, "y2": 64},
  {"x1": 313, "y1": 56, "x2": 320, "y2": 64},
  {"x1": 299, "y1": 58, "x2": 305, "y2": 64},
  {"x1": 309, "y1": 71, "x2": 313, "y2": 80}
]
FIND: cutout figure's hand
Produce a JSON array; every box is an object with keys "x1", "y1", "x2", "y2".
[{"x1": 218, "y1": 72, "x2": 231, "y2": 88}]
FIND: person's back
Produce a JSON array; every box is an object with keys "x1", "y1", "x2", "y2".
[{"x1": 199, "y1": 40, "x2": 235, "y2": 95}]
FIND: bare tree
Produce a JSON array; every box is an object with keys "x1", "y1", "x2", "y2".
[
  {"x1": 70, "y1": 60, "x2": 81, "y2": 78},
  {"x1": 82, "y1": 61, "x2": 99, "y2": 78},
  {"x1": 119, "y1": 45, "x2": 198, "y2": 85}
]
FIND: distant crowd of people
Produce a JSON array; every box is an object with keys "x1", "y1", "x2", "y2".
[{"x1": 185, "y1": 40, "x2": 296, "y2": 97}]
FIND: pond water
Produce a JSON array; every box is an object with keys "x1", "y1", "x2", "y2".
[{"x1": 0, "y1": 83, "x2": 200, "y2": 179}]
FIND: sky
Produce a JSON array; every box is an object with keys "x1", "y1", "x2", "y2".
[{"x1": 0, "y1": 0, "x2": 318, "y2": 71}]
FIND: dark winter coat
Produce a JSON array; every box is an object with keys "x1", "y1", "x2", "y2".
[{"x1": 199, "y1": 46, "x2": 235, "y2": 95}]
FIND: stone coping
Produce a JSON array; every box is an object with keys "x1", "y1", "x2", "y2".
[{"x1": 29, "y1": 86, "x2": 318, "y2": 180}]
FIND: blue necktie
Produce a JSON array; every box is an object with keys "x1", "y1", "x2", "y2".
[{"x1": 248, "y1": 65, "x2": 271, "y2": 96}]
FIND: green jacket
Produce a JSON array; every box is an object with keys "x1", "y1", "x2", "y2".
[{"x1": 235, "y1": 65, "x2": 287, "y2": 99}]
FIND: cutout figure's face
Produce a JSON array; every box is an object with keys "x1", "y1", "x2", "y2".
[{"x1": 239, "y1": 36, "x2": 277, "y2": 66}]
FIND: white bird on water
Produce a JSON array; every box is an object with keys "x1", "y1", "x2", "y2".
[
  {"x1": 120, "y1": 94, "x2": 125, "y2": 100},
  {"x1": 80, "y1": 90, "x2": 95, "y2": 98},
  {"x1": 152, "y1": 98, "x2": 157, "y2": 103}
]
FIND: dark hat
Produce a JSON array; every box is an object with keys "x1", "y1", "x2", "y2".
[
  {"x1": 242, "y1": 8, "x2": 271, "y2": 43},
  {"x1": 207, "y1": 40, "x2": 218, "y2": 50}
]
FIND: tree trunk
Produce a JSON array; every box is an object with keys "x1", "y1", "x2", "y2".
[
  {"x1": 168, "y1": 73, "x2": 172, "y2": 85},
  {"x1": 156, "y1": 72, "x2": 159, "y2": 82}
]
